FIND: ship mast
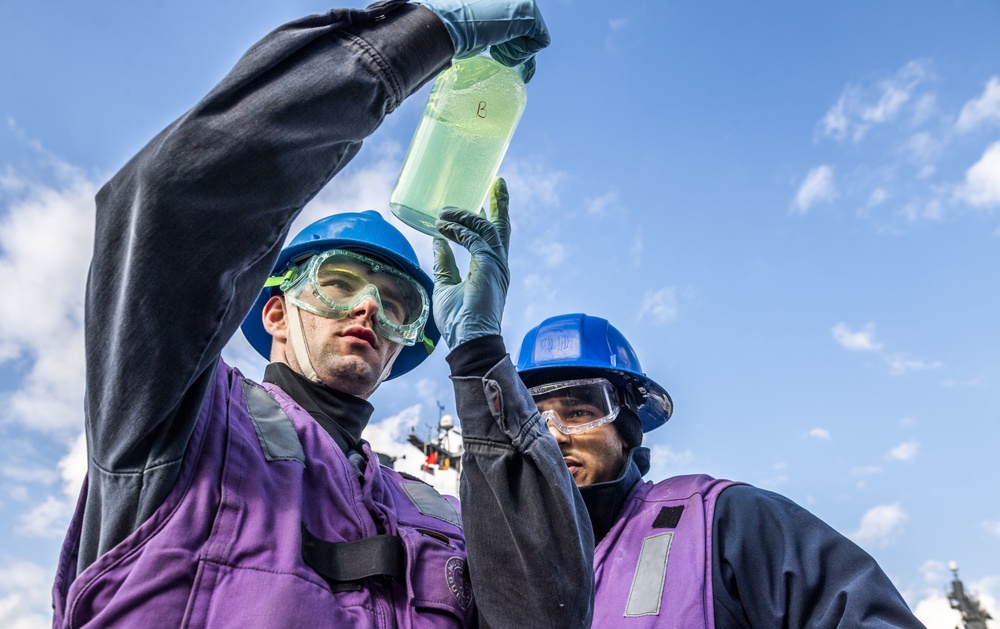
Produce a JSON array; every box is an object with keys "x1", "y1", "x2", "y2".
[{"x1": 947, "y1": 562, "x2": 993, "y2": 629}]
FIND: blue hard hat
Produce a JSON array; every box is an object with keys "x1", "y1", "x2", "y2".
[
  {"x1": 240, "y1": 211, "x2": 439, "y2": 380},
  {"x1": 516, "y1": 313, "x2": 672, "y2": 432}
]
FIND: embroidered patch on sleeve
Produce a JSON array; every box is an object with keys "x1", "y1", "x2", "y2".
[{"x1": 446, "y1": 556, "x2": 473, "y2": 609}]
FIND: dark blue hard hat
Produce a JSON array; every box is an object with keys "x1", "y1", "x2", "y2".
[
  {"x1": 516, "y1": 313, "x2": 672, "y2": 432},
  {"x1": 240, "y1": 211, "x2": 439, "y2": 380}
]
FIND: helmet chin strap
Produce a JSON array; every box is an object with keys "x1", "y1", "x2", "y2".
[
  {"x1": 284, "y1": 300, "x2": 402, "y2": 389},
  {"x1": 285, "y1": 300, "x2": 321, "y2": 383}
]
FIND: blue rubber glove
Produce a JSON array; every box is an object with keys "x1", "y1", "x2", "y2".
[
  {"x1": 433, "y1": 178, "x2": 511, "y2": 349},
  {"x1": 411, "y1": 0, "x2": 550, "y2": 82}
]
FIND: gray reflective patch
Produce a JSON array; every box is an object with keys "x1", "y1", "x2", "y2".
[
  {"x1": 401, "y1": 482, "x2": 461, "y2": 528},
  {"x1": 624, "y1": 532, "x2": 674, "y2": 617},
  {"x1": 241, "y1": 380, "x2": 305, "y2": 464}
]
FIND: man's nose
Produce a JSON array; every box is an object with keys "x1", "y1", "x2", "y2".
[{"x1": 350, "y1": 294, "x2": 381, "y2": 321}]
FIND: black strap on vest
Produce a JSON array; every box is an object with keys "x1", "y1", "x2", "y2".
[{"x1": 301, "y1": 525, "x2": 405, "y2": 591}]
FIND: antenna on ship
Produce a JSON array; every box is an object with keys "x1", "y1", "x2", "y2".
[{"x1": 947, "y1": 562, "x2": 993, "y2": 629}]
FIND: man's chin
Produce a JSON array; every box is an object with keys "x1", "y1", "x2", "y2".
[{"x1": 315, "y1": 357, "x2": 383, "y2": 397}]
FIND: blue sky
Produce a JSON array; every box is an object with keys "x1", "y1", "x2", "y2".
[{"x1": 1, "y1": 1, "x2": 999, "y2": 626}]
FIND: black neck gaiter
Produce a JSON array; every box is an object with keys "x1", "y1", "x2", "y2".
[
  {"x1": 579, "y1": 447, "x2": 651, "y2": 543},
  {"x1": 263, "y1": 362, "x2": 374, "y2": 456}
]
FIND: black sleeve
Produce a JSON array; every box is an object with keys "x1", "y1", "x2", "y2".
[
  {"x1": 79, "y1": 1, "x2": 453, "y2": 569},
  {"x1": 449, "y1": 343, "x2": 595, "y2": 628},
  {"x1": 712, "y1": 485, "x2": 924, "y2": 628}
]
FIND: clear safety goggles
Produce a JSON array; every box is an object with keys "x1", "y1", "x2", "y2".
[
  {"x1": 267, "y1": 249, "x2": 430, "y2": 346},
  {"x1": 528, "y1": 378, "x2": 621, "y2": 435}
]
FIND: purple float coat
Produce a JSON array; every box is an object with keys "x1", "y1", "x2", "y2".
[
  {"x1": 593, "y1": 474, "x2": 737, "y2": 628},
  {"x1": 53, "y1": 362, "x2": 473, "y2": 628}
]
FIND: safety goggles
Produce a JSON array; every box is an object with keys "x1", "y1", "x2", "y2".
[
  {"x1": 266, "y1": 249, "x2": 430, "y2": 346},
  {"x1": 528, "y1": 378, "x2": 621, "y2": 435}
]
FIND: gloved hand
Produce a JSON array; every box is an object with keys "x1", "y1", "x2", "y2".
[
  {"x1": 410, "y1": 0, "x2": 550, "y2": 82},
  {"x1": 433, "y1": 177, "x2": 511, "y2": 349}
]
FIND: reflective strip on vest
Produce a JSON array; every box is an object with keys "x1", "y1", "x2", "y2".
[
  {"x1": 625, "y1": 532, "x2": 674, "y2": 617},
  {"x1": 242, "y1": 380, "x2": 305, "y2": 464},
  {"x1": 402, "y1": 481, "x2": 461, "y2": 528}
]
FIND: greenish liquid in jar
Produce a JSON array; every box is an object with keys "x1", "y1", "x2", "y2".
[{"x1": 391, "y1": 56, "x2": 527, "y2": 236}]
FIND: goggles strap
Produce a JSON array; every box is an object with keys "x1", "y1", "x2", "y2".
[
  {"x1": 285, "y1": 300, "x2": 321, "y2": 383},
  {"x1": 264, "y1": 269, "x2": 295, "y2": 289},
  {"x1": 375, "y1": 342, "x2": 402, "y2": 388}
]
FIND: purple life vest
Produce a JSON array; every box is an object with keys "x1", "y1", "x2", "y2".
[
  {"x1": 52, "y1": 361, "x2": 475, "y2": 628},
  {"x1": 593, "y1": 474, "x2": 738, "y2": 628}
]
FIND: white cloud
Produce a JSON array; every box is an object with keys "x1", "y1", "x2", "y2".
[
  {"x1": 820, "y1": 60, "x2": 932, "y2": 143},
  {"x1": 821, "y1": 95, "x2": 850, "y2": 141},
  {"x1": 630, "y1": 230, "x2": 643, "y2": 268},
  {"x1": 913, "y1": 591, "x2": 964, "y2": 628},
  {"x1": 832, "y1": 323, "x2": 942, "y2": 377},
  {"x1": 904, "y1": 131, "x2": 941, "y2": 172},
  {"x1": 0, "y1": 558, "x2": 51, "y2": 629},
  {"x1": 851, "y1": 503, "x2": 907, "y2": 547},
  {"x1": 0, "y1": 466, "x2": 57, "y2": 486},
  {"x1": 586, "y1": 191, "x2": 621, "y2": 217},
  {"x1": 831, "y1": 322, "x2": 882, "y2": 352},
  {"x1": 851, "y1": 465, "x2": 882, "y2": 476},
  {"x1": 956, "y1": 76, "x2": 1000, "y2": 132},
  {"x1": 941, "y1": 375, "x2": 985, "y2": 387},
  {"x1": 792, "y1": 165, "x2": 836, "y2": 213},
  {"x1": 519, "y1": 272, "x2": 558, "y2": 323},
  {"x1": 758, "y1": 475, "x2": 790, "y2": 490},
  {"x1": 530, "y1": 240, "x2": 568, "y2": 267},
  {"x1": 415, "y1": 378, "x2": 441, "y2": 405},
  {"x1": 0, "y1": 160, "x2": 96, "y2": 434},
  {"x1": 646, "y1": 443, "x2": 695, "y2": 480},
  {"x1": 983, "y1": 520, "x2": 1000, "y2": 537},
  {"x1": 639, "y1": 287, "x2": 678, "y2": 324},
  {"x1": 867, "y1": 187, "x2": 889, "y2": 208},
  {"x1": 18, "y1": 496, "x2": 73, "y2": 538},
  {"x1": 18, "y1": 433, "x2": 86, "y2": 537},
  {"x1": 862, "y1": 83, "x2": 911, "y2": 125},
  {"x1": 884, "y1": 355, "x2": 942, "y2": 376},
  {"x1": 911, "y1": 92, "x2": 937, "y2": 126},
  {"x1": 609, "y1": 17, "x2": 628, "y2": 31},
  {"x1": 805, "y1": 427, "x2": 831, "y2": 441},
  {"x1": 886, "y1": 440, "x2": 919, "y2": 462},
  {"x1": 499, "y1": 158, "x2": 566, "y2": 222},
  {"x1": 605, "y1": 17, "x2": 629, "y2": 53},
  {"x1": 955, "y1": 140, "x2": 1000, "y2": 209},
  {"x1": 919, "y1": 559, "x2": 950, "y2": 584}
]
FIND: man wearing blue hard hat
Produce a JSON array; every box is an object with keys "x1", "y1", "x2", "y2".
[
  {"x1": 516, "y1": 313, "x2": 924, "y2": 628},
  {"x1": 54, "y1": 1, "x2": 594, "y2": 627}
]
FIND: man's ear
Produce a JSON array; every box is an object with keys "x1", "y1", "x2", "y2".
[{"x1": 262, "y1": 295, "x2": 288, "y2": 342}]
